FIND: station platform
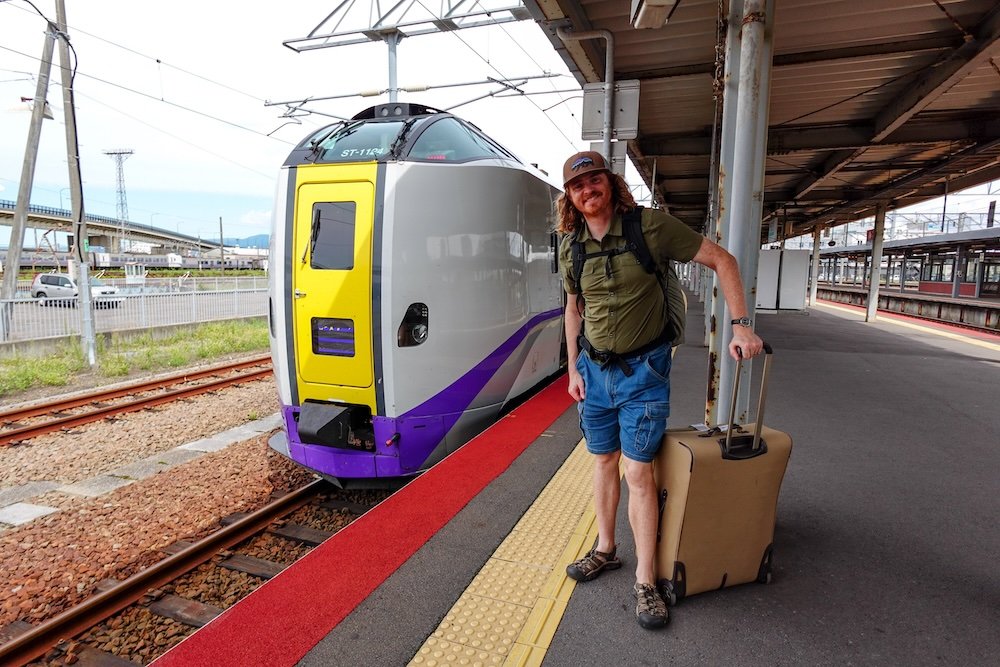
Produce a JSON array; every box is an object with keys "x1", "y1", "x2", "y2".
[{"x1": 152, "y1": 298, "x2": 1000, "y2": 667}]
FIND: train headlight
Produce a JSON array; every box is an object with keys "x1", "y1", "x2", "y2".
[{"x1": 398, "y1": 302, "x2": 429, "y2": 347}]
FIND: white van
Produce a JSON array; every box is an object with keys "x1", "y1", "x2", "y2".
[{"x1": 30, "y1": 273, "x2": 122, "y2": 308}]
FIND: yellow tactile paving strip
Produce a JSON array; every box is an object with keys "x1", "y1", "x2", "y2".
[{"x1": 409, "y1": 439, "x2": 601, "y2": 667}]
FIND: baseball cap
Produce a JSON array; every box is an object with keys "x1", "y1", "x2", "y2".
[{"x1": 563, "y1": 150, "x2": 609, "y2": 188}]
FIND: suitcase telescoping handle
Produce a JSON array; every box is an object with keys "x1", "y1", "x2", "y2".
[{"x1": 724, "y1": 341, "x2": 774, "y2": 454}]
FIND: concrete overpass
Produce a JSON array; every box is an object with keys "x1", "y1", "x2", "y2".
[{"x1": 0, "y1": 199, "x2": 218, "y2": 253}]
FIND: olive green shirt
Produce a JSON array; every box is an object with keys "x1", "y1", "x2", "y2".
[{"x1": 559, "y1": 208, "x2": 703, "y2": 354}]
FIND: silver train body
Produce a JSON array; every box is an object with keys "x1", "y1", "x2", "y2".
[{"x1": 267, "y1": 103, "x2": 564, "y2": 485}]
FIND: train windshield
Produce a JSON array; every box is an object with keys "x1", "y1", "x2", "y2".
[
  {"x1": 407, "y1": 117, "x2": 516, "y2": 162},
  {"x1": 313, "y1": 120, "x2": 406, "y2": 162}
]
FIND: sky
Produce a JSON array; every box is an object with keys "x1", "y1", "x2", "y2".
[
  {"x1": 0, "y1": 0, "x2": 597, "y2": 247},
  {"x1": 1, "y1": 0, "x2": 995, "y2": 251}
]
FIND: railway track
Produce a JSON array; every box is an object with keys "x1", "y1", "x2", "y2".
[
  {"x1": 0, "y1": 480, "x2": 384, "y2": 666},
  {"x1": 899, "y1": 312, "x2": 1000, "y2": 337},
  {"x1": 0, "y1": 355, "x2": 273, "y2": 447},
  {"x1": 816, "y1": 297, "x2": 999, "y2": 337}
]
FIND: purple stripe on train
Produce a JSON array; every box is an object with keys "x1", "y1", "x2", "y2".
[{"x1": 283, "y1": 307, "x2": 562, "y2": 479}]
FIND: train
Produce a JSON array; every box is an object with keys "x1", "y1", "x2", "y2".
[
  {"x1": 0, "y1": 250, "x2": 266, "y2": 272},
  {"x1": 816, "y1": 227, "x2": 1000, "y2": 298},
  {"x1": 266, "y1": 102, "x2": 565, "y2": 487}
]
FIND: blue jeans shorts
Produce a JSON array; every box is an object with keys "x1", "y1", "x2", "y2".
[{"x1": 575, "y1": 344, "x2": 672, "y2": 463}]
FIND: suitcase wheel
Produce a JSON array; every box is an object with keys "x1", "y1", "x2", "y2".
[
  {"x1": 661, "y1": 581, "x2": 678, "y2": 606},
  {"x1": 756, "y1": 549, "x2": 774, "y2": 585}
]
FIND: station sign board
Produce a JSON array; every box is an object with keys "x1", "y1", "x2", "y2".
[{"x1": 582, "y1": 80, "x2": 640, "y2": 141}]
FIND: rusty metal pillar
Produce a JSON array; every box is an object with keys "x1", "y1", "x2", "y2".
[
  {"x1": 865, "y1": 203, "x2": 887, "y2": 322},
  {"x1": 809, "y1": 226, "x2": 821, "y2": 306},
  {"x1": 716, "y1": 0, "x2": 774, "y2": 426},
  {"x1": 704, "y1": 0, "x2": 744, "y2": 426}
]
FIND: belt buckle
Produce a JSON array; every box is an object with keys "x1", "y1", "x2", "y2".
[{"x1": 592, "y1": 349, "x2": 609, "y2": 363}]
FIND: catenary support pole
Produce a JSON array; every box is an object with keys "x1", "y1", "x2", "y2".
[
  {"x1": 0, "y1": 24, "x2": 57, "y2": 340},
  {"x1": 219, "y1": 217, "x2": 225, "y2": 276},
  {"x1": 865, "y1": 203, "x2": 887, "y2": 322},
  {"x1": 387, "y1": 31, "x2": 400, "y2": 103},
  {"x1": 55, "y1": 0, "x2": 96, "y2": 366}
]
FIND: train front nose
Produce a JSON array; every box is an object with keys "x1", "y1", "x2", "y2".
[{"x1": 297, "y1": 401, "x2": 374, "y2": 452}]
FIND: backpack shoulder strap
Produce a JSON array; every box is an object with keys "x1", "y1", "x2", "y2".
[
  {"x1": 569, "y1": 227, "x2": 586, "y2": 315},
  {"x1": 622, "y1": 206, "x2": 659, "y2": 276},
  {"x1": 623, "y1": 206, "x2": 687, "y2": 344},
  {"x1": 570, "y1": 227, "x2": 585, "y2": 287}
]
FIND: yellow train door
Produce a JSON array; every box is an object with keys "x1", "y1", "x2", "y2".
[{"x1": 292, "y1": 176, "x2": 375, "y2": 393}]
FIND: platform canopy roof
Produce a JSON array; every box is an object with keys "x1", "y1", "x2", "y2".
[{"x1": 525, "y1": 0, "x2": 1000, "y2": 241}]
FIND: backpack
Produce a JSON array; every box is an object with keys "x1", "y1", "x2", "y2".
[{"x1": 570, "y1": 206, "x2": 688, "y2": 345}]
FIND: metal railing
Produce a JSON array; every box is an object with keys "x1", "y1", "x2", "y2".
[
  {"x1": 0, "y1": 288, "x2": 267, "y2": 344},
  {"x1": 6, "y1": 275, "x2": 268, "y2": 296}
]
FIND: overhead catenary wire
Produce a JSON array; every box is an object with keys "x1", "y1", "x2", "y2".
[
  {"x1": 73, "y1": 88, "x2": 279, "y2": 180},
  {"x1": 410, "y1": 0, "x2": 579, "y2": 150},
  {"x1": 2, "y1": 0, "x2": 582, "y2": 172},
  {"x1": 469, "y1": 0, "x2": 583, "y2": 132},
  {"x1": 1, "y1": 1, "x2": 296, "y2": 145},
  {"x1": 0, "y1": 43, "x2": 292, "y2": 144},
  {"x1": 3, "y1": 0, "x2": 268, "y2": 104}
]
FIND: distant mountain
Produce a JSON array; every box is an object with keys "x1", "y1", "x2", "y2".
[{"x1": 222, "y1": 234, "x2": 270, "y2": 248}]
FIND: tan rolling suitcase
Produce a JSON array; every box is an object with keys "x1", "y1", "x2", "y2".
[{"x1": 653, "y1": 344, "x2": 792, "y2": 604}]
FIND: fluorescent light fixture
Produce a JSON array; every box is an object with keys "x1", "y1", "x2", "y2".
[{"x1": 631, "y1": 0, "x2": 680, "y2": 29}]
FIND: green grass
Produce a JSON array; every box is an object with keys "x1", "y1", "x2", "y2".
[
  {"x1": 0, "y1": 319, "x2": 270, "y2": 398},
  {"x1": 0, "y1": 344, "x2": 87, "y2": 396}
]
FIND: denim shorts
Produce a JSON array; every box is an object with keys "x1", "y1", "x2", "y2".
[{"x1": 575, "y1": 344, "x2": 672, "y2": 463}]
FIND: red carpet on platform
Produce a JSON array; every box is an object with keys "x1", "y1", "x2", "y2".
[{"x1": 152, "y1": 376, "x2": 573, "y2": 667}]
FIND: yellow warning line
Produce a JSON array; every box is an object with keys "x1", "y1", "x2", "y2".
[
  {"x1": 814, "y1": 301, "x2": 1000, "y2": 352},
  {"x1": 409, "y1": 440, "x2": 601, "y2": 667}
]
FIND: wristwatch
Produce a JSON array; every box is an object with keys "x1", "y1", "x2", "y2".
[{"x1": 731, "y1": 317, "x2": 753, "y2": 327}]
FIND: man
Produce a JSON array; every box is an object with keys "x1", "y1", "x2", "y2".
[{"x1": 557, "y1": 151, "x2": 764, "y2": 629}]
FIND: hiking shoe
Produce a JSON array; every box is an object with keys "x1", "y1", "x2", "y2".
[
  {"x1": 566, "y1": 546, "x2": 621, "y2": 582},
  {"x1": 633, "y1": 583, "x2": 669, "y2": 629}
]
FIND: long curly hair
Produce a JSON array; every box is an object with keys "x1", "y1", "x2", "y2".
[{"x1": 555, "y1": 172, "x2": 637, "y2": 235}]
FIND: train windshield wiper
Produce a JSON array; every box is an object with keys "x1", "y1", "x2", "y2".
[
  {"x1": 389, "y1": 118, "x2": 419, "y2": 159},
  {"x1": 302, "y1": 208, "x2": 322, "y2": 265},
  {"x1": 308, "y1": 121, "x2": 363, "y2": 160}
]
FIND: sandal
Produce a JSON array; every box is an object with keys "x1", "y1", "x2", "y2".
[
  {"x1": 566, "y1": 545, "x2": 622, "y2": 582},
  {"x1": 633, "y1": 582, "x2": 669, "y2": 629}
]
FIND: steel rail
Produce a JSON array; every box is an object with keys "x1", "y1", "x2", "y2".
[
  {"x1": 0, "y1": 366, "x2": 273, "y2": 447},
  {"x1": 0, "y1": 479, "x2": 326, "y2": 667},
  {"x1": 0, "y1": 354, "x2": 272, "y2": 424}
]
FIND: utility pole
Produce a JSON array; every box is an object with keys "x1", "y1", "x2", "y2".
[
  {"x1": 56, "y1": 0, "x2": 96, "y2": 365},
  {"x1": 219, "y1": 216, "x2": 225, "y2": 277},
  {"x1": 0, "y1": 21, "x2": 57, "y2": 340}
]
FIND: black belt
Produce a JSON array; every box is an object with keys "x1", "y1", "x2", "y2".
[{"x1": 578, "y1": 328, "x2": 672, "y2": 377}]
